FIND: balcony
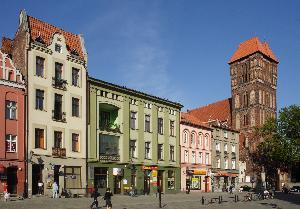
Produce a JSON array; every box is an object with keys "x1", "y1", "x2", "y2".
[
  {"x1": 99, "y1": 154, "x2": 120, "y2": 162},
  {"x1": 52, "y1": 147, "x2": 66, "y2": 158},
  {"x1": 216, "y1": 150, "x2": 221, "y2": 155},
  {"x1": 52, "y1": 110, "x2": 66, "y2": 123},
  {"x1": 99, "y1": 122, "x2": 121, "y2": 133},
  {"x1": 52, "y1": 77, "x2": 67, "y2": 90}
]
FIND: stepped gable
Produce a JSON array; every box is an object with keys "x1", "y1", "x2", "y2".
[
  {"x1": 181, "y1": 112, "x2": 211, "y2": 129},
  {"x1": 229, "y1": 37, "x2": 278, "y2": 64},
  {"x1": 187, "y1": 98, "x2": 232, "y2": 125},
  {"x1": 27, "y1": 16, "x2": 84, "y2": 59}
]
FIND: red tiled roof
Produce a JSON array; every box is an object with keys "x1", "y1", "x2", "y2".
[
  {"x1": 28, "y1": 16, "x2": 84, "y2": 59},
  {"x1": 1, "y1": 37, "x2": 13, "y2": 55},
  {"x1": 181, "y1": 112, "x2": 211, "y2": 129},
  {"x1": 187, "y1": 98, "x2": 232, "y2": 125},
  {"x1": 229, "y1": 37, "x2": 278, "y2": 64}
]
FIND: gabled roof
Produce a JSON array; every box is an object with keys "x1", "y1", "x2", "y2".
[
  {"x1": 187, "y1": 98, "x2": 232, "y2": 125},
  {"x1": 181, "y1": 112, "x2": 211, "y2": 130},
  {"x1": 229, "y1": 37, "x2": 278, "y2": 64},
  {"x1": 27, "y1": 16, "x2": 85, "y2": 59}
]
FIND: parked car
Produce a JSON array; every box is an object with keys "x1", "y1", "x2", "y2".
[{"x1": 290, "y1": 186, "x2": 300, "y2": 192}]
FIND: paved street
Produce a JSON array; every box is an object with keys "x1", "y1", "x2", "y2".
[{"x1": 0, "y1": 192, "x2": 299, "y2": 209}]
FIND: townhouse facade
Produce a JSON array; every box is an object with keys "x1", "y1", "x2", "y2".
[
  {"x1": 180, "y1": 113, "x2": 212, "y2": 192},
  {"x1": 87, "y1": 77, "x2": 182, "y2": 195},
  {"x1": 209, "y1": 120, "x2": 239, "y2": 192},
  {"x1": 10, "y1": 10, "x2": 88, "y2": 196},
  {"x1": 0, "y1": 50, "x2": 26, "y2": 195}
]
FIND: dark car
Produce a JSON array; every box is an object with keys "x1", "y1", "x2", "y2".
[{"x1": 290, "y1": 186, "x2": 300, "y2": 192}]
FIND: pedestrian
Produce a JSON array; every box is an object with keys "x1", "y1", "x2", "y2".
[
  {"x1": 104, "y1": 188, "x2": 113, "y2": 209},
  {"x1": 38, "y1": 181, "x2": 43, "y2": 195},
  {"x1": 229, "y1": 185, "x2": 233, "y2": 194},
  {"x1": 52, "y1": 181, "x2": 59, "y2": 198},
  {"x1": 90, "y1": 188, "x2": 100, "y2": 209}
]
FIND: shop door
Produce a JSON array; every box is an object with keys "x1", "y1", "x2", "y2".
[
  {"x1": 144, "y1": 171, "x2": 150, "y2": 195},
  {"x1": 113, "y1": 176, "x2": 122, "y2": 194},
  {"x1": 54, "y1": 165, "x2": 61, "y2": 189},
  {"x1": 158, "y1": 171, "x2": 164, "y2": 193},
  {"x1": 7, "y1": 167, "x2": 17, "y2": 194},
  {"x1": 205, "y1": 176, "x2": 209, "y2": 192},
  {"x1": 94, "y1": 167, "x2": 108, "y2": 194},
  {"x1": 32, "y1": 164, "x2": 44, "y2": 195}
]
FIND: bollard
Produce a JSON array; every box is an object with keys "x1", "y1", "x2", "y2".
[
  {"x1": 219, "y1": 196, "x2": 221, "y2": 204},
  {"x1": 221, "y1": 195, "x2": 223, "y2": 202},
  {"x1": 250, "y1": 193, "x2": 253, "y2": 201},
  {"x1": 202, "y1": 196, "x2": 205, "y2": 205},
  {"x1": 237, "y1": 195, "x2": 239, "y2": 202}
]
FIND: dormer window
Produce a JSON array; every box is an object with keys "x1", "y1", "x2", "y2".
[{"x1": 55, "y1": 44, "x2": 62, "y2": 53}]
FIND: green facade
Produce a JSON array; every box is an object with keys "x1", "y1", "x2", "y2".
[{"x1": 87, "y1": 78, "x2": 182, "y2": 195}]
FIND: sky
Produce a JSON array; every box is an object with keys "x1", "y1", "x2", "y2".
[{"x1": 1, "y1": 0, "x2": 299, "y2": 111}]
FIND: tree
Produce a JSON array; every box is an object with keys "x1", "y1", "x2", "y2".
[{"x1": 252, "y1": 105, "x2": 300, "y2": 187}]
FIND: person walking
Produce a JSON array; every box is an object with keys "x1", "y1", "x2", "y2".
[
  {"x1": 104, "y1": 188, "x2": 113, "y2": 209},
  {"x1": 52, "y1": 181, "x2": 59, "y2": 198},
  {"x1": 90, "y1": 188, "x2": 101, "y2": 209}
]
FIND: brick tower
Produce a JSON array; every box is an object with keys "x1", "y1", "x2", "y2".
[{"x1": 229, "y1": 37, "x2": 278, "y2": 176}]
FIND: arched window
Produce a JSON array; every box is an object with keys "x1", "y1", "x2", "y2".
[
  {"x1": 191, "y1": 132, "x2": 196, "y2": 147},
  {"x1": 199, "y1": 133, "x2": 203, "y2": 148},
  {"x1": 204, "y1": 134, "x2": 209, "y2": 149},
  {"x1": 183, "y1": 131, "x2": 188, "y2": 144}
]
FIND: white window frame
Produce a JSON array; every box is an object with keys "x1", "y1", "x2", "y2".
[
  {"x1": 205, "y1": 153, "x2": 209, "y2": 165},
  {"x1": 184, "y1": 150, "x2": 189, "y2": 163},
  {"x1": 6, "y1": 134, "x2": 17, "y2": 152},
  {"x1": 6, "y1": 101, "x2": 17, "y2": 119},
  {"x1": 191, "y1": 151, "x2": 196, "y2": 164},
  {"x1": 199, "y1": 152, "x2": 203, "y2": 164}
]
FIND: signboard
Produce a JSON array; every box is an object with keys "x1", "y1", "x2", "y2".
[
  {"x1": 152, "y1": 170, "x2": 158, "y2": 177},
  {"x1": 113, "y1": 168, "x2": 123, "y2": 176},
  {"x1": 142, "y1": 166, "x2": 158, "y2": 170},
  {"x1": 193, "y1": 169, "x2": 206, "y2": 175}
]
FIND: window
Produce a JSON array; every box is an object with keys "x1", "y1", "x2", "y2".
[
  {"x1": 216, "y1": 158, "x2": 221, "y2": 168},
  {"x1": 36, "y1": 56, "x2": 45, "y2": 77},
  {"x1": 224, "y1": 159, "x2": 228, "y2": 169},
  {"x1": 94, "y1": 168, "x2": 108, "y2": 189},
  {"x1": 5, "y1": 101, "x2": 17, "y2": 119},
  {"x1": 129, "y1": 140, "x2": 136, "y2": 158},
  {"x1": 55, "y1": 62, "x2": 63, "y2": 79},
  {"x1": 158, "y1": 118, "x2": 163, "y2": 135},
  {"x1": 170, "y1": 120, "x2": 175, "y2": 136},
  {"x1": 72, "y1": 97, "x2": 80, "y2": 117},
  {"x1": 35, "y1": 128, "x2": 45, "y2": 149},
  {"x1": 170, "y1": 145, "x2": 175, "y2": 161},
  {"x1": 199, "y1": 134, "x2": 203, "y2": 147},
  {"x1": 158, "y1": 144, "x2": 163, "y2": 160},
  {"x1": 167, "y1": 170, "x2": 175, "y2": 190},
  {"x1": 54, "y1": 131, "x2": 62, "y2": 148},
  {"x1": 54, "y1": 93, "x2": 63, "y2": 120},
  {"x1": 199, "y1": 152, "x2": 203, "y2": 164},
  {"x1": 191, "y1": 151, "x2": 196, "y2": 163},
  {"x1": 184, "y1": 150, "x2": 189, "y2": 163},
  {"x1": 224, "y1": 131, "x2": 228, "y2": 138},
  {"x1": 55, "y1": 44, "x2": 62, "y2": 53},
  {"x1": 232, "y1": 145, "x2": 236, "y2": 153},
  {"x1": 72, "y1": 133, "x2": 79, "y2": 152},
  {"x1": 232, "y1": 160, "x2": 236, "y2": 169},
  {"x1": 130, "y1": 112, "x2": 136, "y2": 130},
  {"x1": 216, "y1": 142, "x2": 220, "y2": 151},
  {"x1": 100, "y1": 111, "x2": 110, "y2": 128},
  {"x1": 64, "y1": 167, "x2": 81, "y2": 189},
  {"x1": 5, "y1": 135, "x2": 16, "y2": 152},
  {"x1": 205, "y1": 135, "x2": 209, "y2": 148},
  {"x1": 191, "y1": 133, "x2": 195, "y2": 147},
  {"x1": 216, "y1": 129, "x2": 220, "y2": 137},
  {"x1": 72, "y1": 67, "x2": 80, "y2": 87},
  {"x1": 205, "y1": 153, "x2": 209, "y2": 165},
  {"x1": 145, "y1": 142, "x2": 151, "y2": 159},
  {"x1": 183, "y1": 131, "x2": 188, "y2": 143},
  {"x1": 145, "y1": 115, "x2": 150, "y2": 132},
  {"x1": 224, "y1": 144, "x2": 228, "y2": 152},
  {"x1": 99, "y1": 134, "x2": 119, "y2": 155},
  {"x1": 36, "y1": 89, "x2": 44, "y2": 110}
]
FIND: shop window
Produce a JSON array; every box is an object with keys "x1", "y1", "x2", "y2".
[
  {"x1": 191, "y1": 176, "x2": 201, "y2": 190},
  {"x1": 64, "y1": 167, "x2": 81, "y2": 189},
  {"x1": 167, "y1": 170, "x2": 175, "y2": 190},
  {"x1": 94, "y1": 167, "x2": 108, "y2": 189}
]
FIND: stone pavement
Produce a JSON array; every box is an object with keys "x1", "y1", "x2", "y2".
[{"x1": 0, "y1": 192, "x2": 299, "y2": 209}]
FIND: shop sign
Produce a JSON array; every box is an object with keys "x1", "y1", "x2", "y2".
[
  {"x1": 152, "y1": 170, "x2": 158, "y2": 177},
  {"x1": 142, "y1": 166, "x2": 158, "y2": 170},
  {"x1": 193, "y1": 169, "x2": 206, "y2": 175},
  {"x1": 113, "y1": 168, "x2": 123, "y2": 176}
]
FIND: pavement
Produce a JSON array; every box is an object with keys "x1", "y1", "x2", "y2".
[{"x1": 0, "y1": 192, "x2": 299, "y2": 209}]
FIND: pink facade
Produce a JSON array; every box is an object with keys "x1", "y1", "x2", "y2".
[
  {"x1": 180, "y1": 121, "x2": 212, "y2": 192},
  {"x1": 0, "y1": 51, "x2": 26, "y2": 195}
]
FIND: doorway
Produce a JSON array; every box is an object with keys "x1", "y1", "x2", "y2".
[
  {"x1": 7, "y1": 167, "x2": 18, "y2": 194},
  {"x1": 54, "y1": 165, "x2": 61, "y2": 188},
  {"x1": 113, "y1": 176, "x2": 122, "y2": 194},
  {"x1": 32, "y1": 164, "x2": 44, "y2": 195},
  {"x1": 144, "y1": 171, "x2": 150, "y2": 195}
]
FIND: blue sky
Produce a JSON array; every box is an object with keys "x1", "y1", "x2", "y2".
[{"x1": 1, "y1": 0, "x2": 299, "y2": 111}]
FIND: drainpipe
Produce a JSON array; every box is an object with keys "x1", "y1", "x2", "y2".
[{"x1": 85, "y1": 71, "x2": 89, "y2": 196}]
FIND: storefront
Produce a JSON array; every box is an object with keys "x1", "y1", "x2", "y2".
[
  {"x1": 212, "y1": 171, "x2": 239, "y2": 192},
  {"x1": 183, "y1": 168, "x2": 211, "y2": 192},
  {"x1": 0, "y1": 162, "x2": 25, "y2": 195}
]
